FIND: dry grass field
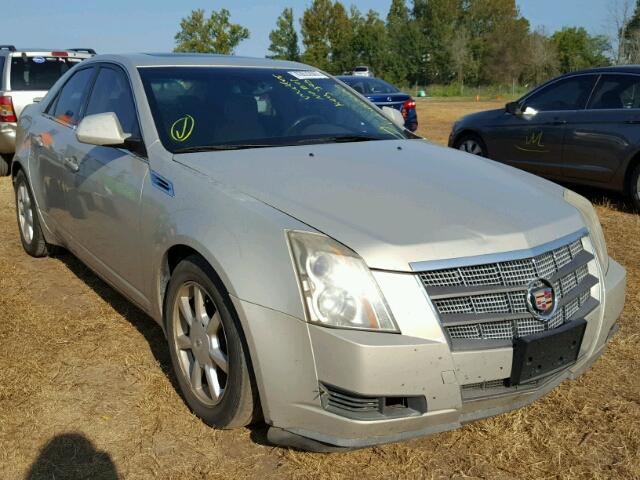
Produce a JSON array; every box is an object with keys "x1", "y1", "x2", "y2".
[{"x1": 0, "y1": 99, "x2": 638, "y2": 479}]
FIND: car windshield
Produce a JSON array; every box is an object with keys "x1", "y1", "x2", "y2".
[
  {"x1": 138, "y1": 67, "x2": 409, "y2": 153},
  {"x1": 9, "y1": 55, "x2": 83, "y2": 91},
  {"x1": 340, "y1": 77, "x2": 399, "y2": 95}
]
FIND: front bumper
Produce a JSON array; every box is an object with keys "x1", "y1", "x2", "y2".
[
  {"x1": 232, "y1": 258, "x2": 625, "y2": 450},
  {"x1": 0, "y1": 122, "x2": 17, "y2": 154}
]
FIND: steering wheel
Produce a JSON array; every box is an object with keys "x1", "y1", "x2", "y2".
[{"x1": 284, "y1": 115, "x2": 326, "y2": 136}]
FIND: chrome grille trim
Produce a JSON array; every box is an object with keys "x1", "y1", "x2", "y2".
[
  {"x1": 410, "y1": 228, "x2": 588, "y2": 272},
  {"x1": 416, "y1": 232, "x2": 599, "y2": 348}
]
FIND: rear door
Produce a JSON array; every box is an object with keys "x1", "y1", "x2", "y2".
[
  {"x1": 62, "y1": 63, "x2": 149, "y2": 302},
  {"x1": 562, "y1": 73, "x2": 640, "y2": 185},
  {"x1": 485, "y1": 75, "x2": 598, "y2": 179}
]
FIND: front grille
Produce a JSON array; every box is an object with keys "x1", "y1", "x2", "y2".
[{"x1": 418, "y1": 235, "x2": 599, "y2": 348}]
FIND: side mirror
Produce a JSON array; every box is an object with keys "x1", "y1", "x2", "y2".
[
  {"x1": 505, "y1": 101, "x2": 522, "y2": 116},
  {"x1": 382, "y1": 106, "x2": 405, "y2": 128},
  {"x1": 76, "y1": 112, "x2": 131, "y2": 146}
]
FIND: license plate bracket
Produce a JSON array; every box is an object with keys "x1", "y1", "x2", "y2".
[{"x1": 510, "y1": 319, "x2": 586, "y2": 386}]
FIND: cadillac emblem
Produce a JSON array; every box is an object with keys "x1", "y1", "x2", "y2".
[{"x1": 526, "y1": 279, "x2": 557, "y2": 321}]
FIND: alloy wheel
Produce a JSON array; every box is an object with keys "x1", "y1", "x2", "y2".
[
  {"x1": 17, "y1": 183, "x2": 34, "y2": 244},
  {"x1": 458, "y1": 139, "x2": 484, "y2": 156},
  {"x1": 172, "y1": 281, "x2": 229, "y2": 406}
]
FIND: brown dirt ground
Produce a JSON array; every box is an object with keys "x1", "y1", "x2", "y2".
[{"x1": 0, "y1": 99, "x2": 639, "y2": 480}]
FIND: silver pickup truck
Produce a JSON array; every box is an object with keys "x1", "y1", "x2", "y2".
[{"x1": 0, "y1": 45, "x2": 94, "y2": 175}]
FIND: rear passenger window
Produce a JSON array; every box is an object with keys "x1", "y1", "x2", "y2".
[
  {"x1": 588, "y1": 74, "x2": 640, "y2": 110},
  {"x1": 50, "y1": 68, "x2": 94, "y2": 126},
  {"x1": 0, "y1": 57, "x2": 5, "y2": 86},
  {"x1": 85, "y1": 67, "x2": 140, "y2": 137}
]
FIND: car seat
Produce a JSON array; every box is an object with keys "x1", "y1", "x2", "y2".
[
  {"x1": 216, "y1": 95, "x2": 266, "y2": 143},
  {"x1": 593, "y1": 91, "x2": 623, "y2": 109}
]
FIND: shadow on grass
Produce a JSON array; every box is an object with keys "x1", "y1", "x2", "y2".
[
  {"x1": 563, "y1": 182, "x2": 637, "y2": 215},
  {"x1": 53, "y1": 252, "x2": 283, "y2": 449},
  {"x1": 25, "y1": 433, "x2": 118, "y2": 480},
  {"x1": 55, "y1": 252, "x2": 177, "y2": 390}
]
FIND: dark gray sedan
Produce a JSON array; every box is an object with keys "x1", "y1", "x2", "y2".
[{"x1": 449, "y1": 66, "x2": 640, "y2": 209}]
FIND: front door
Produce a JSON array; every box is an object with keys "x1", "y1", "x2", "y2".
[
  {"x1": 486, "y1": 74, "x2": 598, "y2": 181},
  {"x1": 63, "y1": 64, "x2": 149, "y2": 303}
]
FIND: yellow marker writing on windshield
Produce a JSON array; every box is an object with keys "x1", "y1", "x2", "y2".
[{"x1": 170, "y1": 114, "x2": 195, "y2": 142}]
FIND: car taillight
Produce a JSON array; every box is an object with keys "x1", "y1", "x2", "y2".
[
  {"x1": 51, "y1": 51, "x2": 69, "y2": 57},
  {"x1": 403, "y1": 100, "x2": 416, "y2": 110},
  {"x1": 0, "y1": 96, "x2": 17, "y2": 122}
]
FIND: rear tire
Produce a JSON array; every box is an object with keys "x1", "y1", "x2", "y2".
[
  {"x1": 164, "y1": 255, "x2": 260, "y2": 429},
  {"x1": 455, "y1": 133, "x2": 487, "y2": 157},
  {"x1": 0, "y1": 155, "x2": 10, "y2": 176},
  {"x1": 14, "y1": 170, "x2": 49, "y2": 257},
  {"x1": 630, "y1": 163, "x2": 640, "y2": 211}
]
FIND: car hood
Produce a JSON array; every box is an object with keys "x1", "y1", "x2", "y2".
[
  {"x1": 456, "y1": 108, "x2": 505, "y2": 127},
  {"x1": 175, "y1": 139, "x2": 584, "y2": 272}
]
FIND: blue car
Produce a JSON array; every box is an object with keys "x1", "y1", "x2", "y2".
[{"x1": 337, "y1": 76, "x2": 418, "y2": 131}]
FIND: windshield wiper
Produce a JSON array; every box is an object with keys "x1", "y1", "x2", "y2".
[
  {"x1": 294, "y1": 135, "x2": 381, "y2": 145},
  {"x1": 174, "y1": 144, "x2": 275, "y2": 153}
]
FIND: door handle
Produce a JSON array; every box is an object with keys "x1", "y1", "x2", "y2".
[
  {"x1": 550, "y1": 120, "x2": 566, "y2": 126},
  {"x1": 64, "y1": 156, "x2": 80, "y2": 172}
]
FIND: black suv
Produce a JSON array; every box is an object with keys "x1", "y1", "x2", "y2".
[{"x1": 449, "y1": 66, "x2": 640, "y2": 209}]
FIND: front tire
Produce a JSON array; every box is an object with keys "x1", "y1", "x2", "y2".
[
  {"x1": 165, "y1": 255, "x2": 259, "y2": 428},
  {"x1": 455, "y1": 133, "x2": 487, "y2": 157},
  {"x1": 14, "y1": 170, "x2": 49, "y2": 257}
]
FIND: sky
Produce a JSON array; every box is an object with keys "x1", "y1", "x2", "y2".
[{"x1": 4, "y1": 0, "x2": 613, "y2": 58}]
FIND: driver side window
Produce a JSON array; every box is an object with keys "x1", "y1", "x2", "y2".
[
  {"x1": 85, "y1": 66, "x2": 141, "y2": 138},
  {"x1": 524, "y1": 75, "x2": 597, "y2": 112}
]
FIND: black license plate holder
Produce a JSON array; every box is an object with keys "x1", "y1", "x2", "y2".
[{"x1": 510, "y1": 319, "x2": 586, "y2": 386}]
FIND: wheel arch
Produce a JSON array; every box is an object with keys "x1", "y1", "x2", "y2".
[
  {"x1": 10, "y1": 158, "x2": 24, "y2": 181},
  {"x1": 158, "y1": 243, "x2": 234, "y2": 328},
  {"x1": 623, "y1": 151, "x2": 640, "y2": 195},
  {"x1": 452, "y1": 129, "x2": 488, "y2": 154}
]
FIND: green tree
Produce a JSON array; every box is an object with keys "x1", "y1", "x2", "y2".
[
  {"x1": 268, "y1": 8, "x2": 300, "y2": 61},
  {"x1": 552, "y1": 27, "x2": 611, "y2": 72},
  {"x1": 385, "y1": 0, "x2": 424, "y2": 85},
  {"x1": 174, "y1": 8, "x2": 249, "y2": 54},
  {"x1": 621, "y1": 0, "x2": 640, "y2": 63},
  {"x1": 523, "y1": 29, "x2": 559, "y2": 85},
  {"x1": 464, "y1": 0, "x2": 529, "y2": 84},
  {"x1": 413, "y1": 0, "x2": 462, "y2": 84},
  {"x1": 300, "y1": 0, "x2": 333, "y2": 70},
  {"x1": 351, "y1": 8, "x2": 388, "y2": 76},
  {"x1": 329, "y1": 2, "x2": 355, "y2": 73}
]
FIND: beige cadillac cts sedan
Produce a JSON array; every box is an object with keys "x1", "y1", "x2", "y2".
[{"x1": 12, "y1": 53, "x2": 626, "y2": 451}]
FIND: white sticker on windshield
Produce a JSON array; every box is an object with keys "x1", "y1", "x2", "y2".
[
  {"x1": 32, "y1": 56, "x2": 45, "y2": 64},
  {"x1": 288, "y1": 70, "x2": 328, "y2": 80}
]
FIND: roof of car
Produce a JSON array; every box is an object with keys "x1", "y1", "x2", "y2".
[
  {"x1": 563, "y1": 65, "x2": 640, "y2": 76},
  {"x1": 0, "y1": 48, "x2": 94, "y2": 56},
  {"x1": 83, "y1": 53, "x2": 311, "y2": 70}
]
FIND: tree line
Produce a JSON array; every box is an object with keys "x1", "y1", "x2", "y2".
[{"x1": 174, "y1": 0, "x2": 640, "y2": 89}]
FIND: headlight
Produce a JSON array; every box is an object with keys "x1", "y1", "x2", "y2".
[
  {"x1": 564, "y1": 189, "x2": 609, "y2": 274},
  {"x1": 287, "y1": 231, "x2": 398, "y2": 332}
]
